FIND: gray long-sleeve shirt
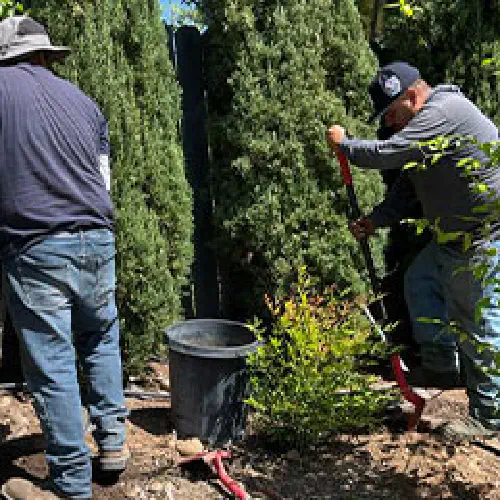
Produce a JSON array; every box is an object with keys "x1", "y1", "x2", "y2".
[{"x1": 340, "y1": 85, "x2": 499, "y2": 239}]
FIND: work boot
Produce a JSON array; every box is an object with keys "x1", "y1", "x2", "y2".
[
  {"x1": 406, "y1": 366, "x2": 462, "y2": 389},
  {"x1": 97, "y1": 446, "x2": 130, "y2": 473},
  {"x1": 2, "y1": 478, "x2": 66, "y2": 500},
  {"x1": 440, "y1": 416, "x2": 498, "y2": 442}
]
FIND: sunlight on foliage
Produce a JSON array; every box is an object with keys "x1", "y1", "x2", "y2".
[
  {"x1": 384, "y1": 0, "x2": 422, "y2": 18},
  {"x1": 246, "y1": 267, "x2": 392, "y2": 449},
  {"x1": 482, "y1": 55, "x2": 500, "y2": 76},
  {"x1": 0, "y1": 0, "x2": 24, "y2": 19}
]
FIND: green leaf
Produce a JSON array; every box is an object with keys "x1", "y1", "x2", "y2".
[
  {"x1": 402, "y1": 161, "x2": 421, "y2": 171},
  {"x1": 482, "y1": 58, "x2": 496, "y2": 67},
  {"x1": 463, "y1": 232, "x2": 472, "y2": 252},
  {"x1": 416, "y1": 317, "x2": 444, "y2": 325},
  {"x1": 435, "y1": 229, "x2": 463, "y2": 244}
]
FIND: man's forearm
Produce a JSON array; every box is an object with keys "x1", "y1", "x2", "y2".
[{"x1": 340, "y1": 136, "x2": 423, "y2": 171}]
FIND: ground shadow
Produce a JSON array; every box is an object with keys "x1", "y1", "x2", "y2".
[
  {"x1": 0, "y1": 433, "x2": 127, "y2": 490},
  {"x1": 233, "y1": 434, "x2": 488, "y2": 500},
  {"x1": 91, "y1": 459, "x2": 126, "y2": 487},
  {"x1": 0, "y1": 433, "x2": 45, "y2": 460},
  {"x1": 0, "y1": 434, "x2": 47, "y2": 488},
  {"x1": 471, "y1": 440, "x2": 500, "y2": 457},
  {"x1": 128, "y1": 406, "x2": 174, "y2": 436}
]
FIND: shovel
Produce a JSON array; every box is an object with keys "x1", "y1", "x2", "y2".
[{"x1": 335, "y1": 149, "x2": 425, "y2": 431}]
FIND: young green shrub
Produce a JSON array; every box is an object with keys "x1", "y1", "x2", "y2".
[{"x1": 247, "y1": 267, "x2": 392, "y2": 449}]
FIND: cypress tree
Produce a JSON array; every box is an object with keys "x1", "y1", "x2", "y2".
[
  {"x1": 198, "y1": 0, "x2": 385, "y2": 319},
  {"x1": 26, "y1": 1, "x2": 193, "y2": 376}
]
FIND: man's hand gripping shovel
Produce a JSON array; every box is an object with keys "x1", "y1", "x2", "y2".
[{"x1": 335, "y1": 149, "x2": 425, "y2": 431}]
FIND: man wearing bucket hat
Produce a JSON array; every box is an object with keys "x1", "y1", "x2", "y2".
[
  {"x1": 0, "y1": 16, "x2": 128, "y2": 500},
  {"x1": 326, "y1": 61, "x2": 500, "y2": 441}
]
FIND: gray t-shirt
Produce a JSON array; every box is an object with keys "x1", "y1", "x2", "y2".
[
  {"x1": 340, "y1": 85, "x2": 499, "y2": 240},
  {"x1": 0, "y1": 63, "x2": 114, "y2": 254}
]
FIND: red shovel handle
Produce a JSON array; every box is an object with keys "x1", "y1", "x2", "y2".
[
  {"x1": 336, "y1": 150, "x2": 353, "y2": 186},
  {"x1": 391, "y1": 354, "x2": 426, "y2": 430},
  {"x1": 335, "y1": 149, "x2": 426, "y2": 431}
]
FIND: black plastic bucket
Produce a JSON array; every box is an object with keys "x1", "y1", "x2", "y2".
[{"x1": 165, "y1": 319, "x2": 258, "y2": 445}]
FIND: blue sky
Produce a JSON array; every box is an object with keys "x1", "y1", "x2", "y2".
[
  {"x1": 160, "y1": 0, "x2": 202, "y2": 29},
  {"x1": 160, "y1": 0, "x2": 186, "y2": 22}
]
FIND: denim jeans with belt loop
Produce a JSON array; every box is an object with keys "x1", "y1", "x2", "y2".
[
  {"x1": 405, "y1": 239, "x2": 500, "y2": 428},
  {"x1": 3, "y1": 229, "x2": 128, "y2": 499}
]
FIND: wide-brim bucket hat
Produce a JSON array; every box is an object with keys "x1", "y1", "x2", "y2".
[{"x1": 0, "y1": 15, "x2": 70, "y2": 63}]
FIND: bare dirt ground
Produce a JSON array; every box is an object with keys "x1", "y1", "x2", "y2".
[{"x1": 2, "y1": 362, "x2": 500, "y2": 499}]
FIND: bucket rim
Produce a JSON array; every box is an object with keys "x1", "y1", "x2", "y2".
[{"x1": 165, "y1": 318, "x2": 258, "y2": 359}]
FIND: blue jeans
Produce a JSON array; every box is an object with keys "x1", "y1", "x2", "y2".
[
  {"x1": 4, "y1": 229, "x2": 128, "y2": 498},
  {"x1": 405, "y1": 239, "x2": 500, "y2": 427}
]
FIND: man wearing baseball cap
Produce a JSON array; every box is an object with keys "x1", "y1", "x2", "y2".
[
  {"x1": 327, "y1": 61, "x2": 500, "y2": 440},
  {"x1": 0, "y1": 16, "x2": 128, "y2": 499},
  {"x1": 367, "y1": 62, "x2": 459, "y2": 389}
]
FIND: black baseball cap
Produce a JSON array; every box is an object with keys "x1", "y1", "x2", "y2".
[{"x1": 368, "y1": 61, "x2": 421, "y2": 123}]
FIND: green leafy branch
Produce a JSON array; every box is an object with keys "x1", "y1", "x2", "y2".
[
  {"x1": 0, "y1": 0, "x2": 24, "y2": 20},
  {"x1": 482, "y1": 55, "x2": 500, "y2": 75},
  {"x1": 384, "y1": 0, "x2": 422, "y2": 19},
  {"x1": 403, "y1": 136, "x2": 500, "y2": 384}
]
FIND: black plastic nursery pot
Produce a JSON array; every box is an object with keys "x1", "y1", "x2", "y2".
[{"x1": 165, "y1": 319, "x2": 258, "y2": 445}]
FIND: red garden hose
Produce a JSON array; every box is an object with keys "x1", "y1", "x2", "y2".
[{"x1": 178, "y1": 450, "x2": 247, "y2": 499}]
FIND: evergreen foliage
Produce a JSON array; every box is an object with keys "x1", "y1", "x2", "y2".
[
  {"x1": 354, "y1": 0, "x2": 375, "y2": 38},
  {"x1": 380, "y1": 1, "x2": 500, "y2": 125},
  {"x1": 26, "y1": 0, "x2": 193, "y2": 376},
  {"x1": 196, "y1": 0, "x2": 386, "y2": 320}
]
